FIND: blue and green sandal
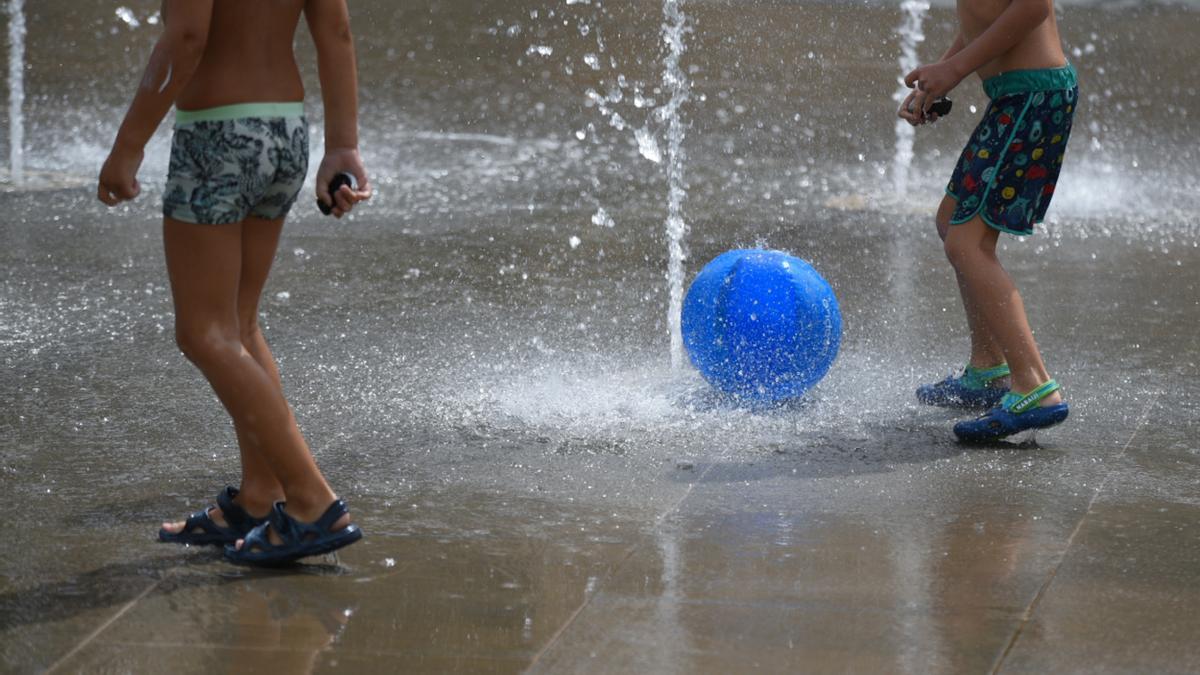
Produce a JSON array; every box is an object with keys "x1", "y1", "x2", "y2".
[
  {"x1": 953, "y1": 380, "x2": 1069, "y2": 442},
  {"x1": 917, "y1": 363, "x2": 1011, "y2": 409}
]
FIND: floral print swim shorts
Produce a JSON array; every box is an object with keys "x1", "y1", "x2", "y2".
[
  {"x1": 164, "y1": 102, "x2": 309, "y2": 225},
  {"x1": 946, "y1": 64, "x2": 1078, "y2": 236}
]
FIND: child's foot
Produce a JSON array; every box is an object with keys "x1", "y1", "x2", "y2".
[
  {"x1": 225, "y1": 499, "x2": 361, "y2": 566},
  {"x1": 917, "y1": 363, "x2": 1011, "y2": 409},
  {"x1": 953, "y1": 380, "x2": 1069, "y2": 443},
  {"x1": 158, "y1": 486, "x2": 272, "y2": 546}
]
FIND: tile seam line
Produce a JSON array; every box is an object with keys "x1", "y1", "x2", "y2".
[
  {"x1": 43, "y1": 572, "x2": 168, "y2": 674},
  {"x1": 990, "y1": 392, "x2": 1159, "y2": 675},
  {"x1": 524, "y1": 464, "x2": 713, "y2": 672}
]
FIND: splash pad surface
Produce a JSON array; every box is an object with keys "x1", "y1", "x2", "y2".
[{"x1": 2, "y1": 1, "x2": 1200, "y2": 672}]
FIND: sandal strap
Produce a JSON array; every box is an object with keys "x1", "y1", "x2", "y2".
[
  {"x1": 182, "y1": 507, "x2": 236, "y2": 538},
  {"x1": 240, "y1": 518, "x2": 277, "y2": 553},
  {"x1": 216, "y1": 486, "x2": 264, "y2": 534},
  {"x1": 265, "y1": 500, "x2": 350, "y2": 543},
  {"x1": 1002, "y1": 379, "x2": 1060, "y2": 414},
  {"x1": 963, "y1": 363, "x2": 1010, "y2": 388},
  {"x1": 314, "y1": 499, "x2": 351, "y2": 531}
]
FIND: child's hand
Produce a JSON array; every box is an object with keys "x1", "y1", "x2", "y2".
[
  {"x1": 904, "y1": 60, "x2": 964, "y2": 114},
  {"x1": 97, "y1": 144, "x2": 144, "y2": 206},
  {"x1": 898, "y1": 89, "x2": 929, "y2": 126},
  {"x1": 315, "y1": 148, "x2": 371, "y2": 219}
]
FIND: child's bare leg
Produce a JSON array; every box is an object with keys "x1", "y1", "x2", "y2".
[
  {"x1": 161, "y1": 217, "x2": 351, "y2": 536},
  {"x1": 160, "y1": 217, "x2": 288, "y2": 533},
  {"x1": 229, "y1": 217, "x2": 292, "y2": 515},
  {"x1": 942, "y1": 216, "x2": 1062, "y2": 405},
  {"x1": 935, "y1": 196, "x2": 1006, "y2": 371}
]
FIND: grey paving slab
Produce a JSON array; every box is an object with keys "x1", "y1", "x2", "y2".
[{"x1": 997, "y1": 499, "x2": 1200, "y2": 675}]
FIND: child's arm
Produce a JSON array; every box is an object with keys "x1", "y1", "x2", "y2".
[
  {"x1": 938, "y1": 31, "x2": 967, "y2": 63},
  {"x1": 98, "y1": 1, "x2": 213, "y2": 206},
  {"x1": 905, "y1": 0, "x2": 1053, "y2": 108},
  {"x1": 305, "y1": 0, "x2": 371, "y2": 218}
]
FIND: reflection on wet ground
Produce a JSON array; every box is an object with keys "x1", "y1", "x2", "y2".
[{"x1": 3, "y1": 0, "x2": 1200, "y2": 672}]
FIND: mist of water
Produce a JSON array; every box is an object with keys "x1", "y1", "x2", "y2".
[
  {"x1": 891, "y1": 0, "x2": 928, "y2": 195},
  {"x1": 661, "y1": 0, "x2": 690, "y2": 369},
  {"x1": 7, "y1": 0, "x2": 25, "y2": 184}
]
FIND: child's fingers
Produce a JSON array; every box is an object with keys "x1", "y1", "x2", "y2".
[
  {"x1": 352, "y1": 173, "x2": 371, "y2": 201},
  {"x1": 334, "y1": 185, "x2": 354, "y2": 212},
  {"x1": 898, "y1": 91, "x2": 921, "y2": 121},
  {"x1": 903, "y1": 67, "x2": 922, "y2": 88},
  {"x1": 902, "y1": 90, "x2": 928, "y2": 124},
  {"x1": 98, "y1": 180, "x2": 138, "y2": 205}
]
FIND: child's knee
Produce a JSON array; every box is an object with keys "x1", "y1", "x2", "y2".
[
  {"x1": 175, "y1": 321, "x2": 239, "y2": 367},
  {"x1": 943, "y1": 232, "x2": 997, "y2": 270},
  {"x1": 943, "y1": 234, "x2": 976, "y2": 269},
  {"x1": 237, "y1": 318, "x2": 263, "y2": 350}
]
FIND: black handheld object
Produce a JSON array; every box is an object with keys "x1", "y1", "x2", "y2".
[
  {"x1": 928, "y1": 97, "x2": 953, "y2": 117},
  {"x1": 317, "y1": 172, "x2": 357, "y2": 216}
]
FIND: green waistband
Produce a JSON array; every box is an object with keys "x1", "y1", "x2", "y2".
[
  {"x1": 984, "y1": 63, "x2": 1077, "y2": 100},
  {"x1": 175, "y1": 102, "x2": 305, "y2": 125}
]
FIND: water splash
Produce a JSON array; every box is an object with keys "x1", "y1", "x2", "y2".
[
  {"x1": 660, "y1": 0, "x2": 690, "y2": 369},
  {"x1": 891, "y1": 0, "x2": 929, "y2": 195},
  {"x1": 7, "y1": 0, "x2": 25, "y2": 185}
]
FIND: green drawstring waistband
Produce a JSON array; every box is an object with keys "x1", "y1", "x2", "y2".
[
  {"x1": 984, "y1": 64, "x2": 1077, "y2": 100},
  {"x1": 175, "y1": 102, "x2": 305, "y2": 125}
]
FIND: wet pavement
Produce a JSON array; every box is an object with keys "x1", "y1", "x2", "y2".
[{"x1": 3, "y1": 0, "x2": 1200, "y2": 673}]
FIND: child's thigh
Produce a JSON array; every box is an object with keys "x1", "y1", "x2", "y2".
[
  {"x1": 236, "y1": 216, "x2": 286, "y2": 320},
  {"x1": 163, "y1": 217, "x2": 245, "y2": 324},
  {"x1": 936, "y1": 194, "x2": 957, "y2": 241}
]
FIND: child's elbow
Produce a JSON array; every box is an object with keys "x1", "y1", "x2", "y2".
[{"x1": 318, "y1": 21, "x2": 354, "y2": 49}]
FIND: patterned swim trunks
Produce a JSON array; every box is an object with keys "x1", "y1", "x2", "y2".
[
  {"x1": 164, "y1": 102, "x2": 309, "y2": 225},
  {"x1": 946, "y1": 64, "x2": 1078, "y2": 236}
]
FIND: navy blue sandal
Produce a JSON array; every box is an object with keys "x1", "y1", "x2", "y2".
[
  {"x1": 224, "y1": 499, "x2": 362, "y2": 566},
  {"x1": 158, "y1": 486, "x2": 268, "y2": 546},
  {"x1": 954, "y1": 380, "x2": 1069, "y2": 443}
]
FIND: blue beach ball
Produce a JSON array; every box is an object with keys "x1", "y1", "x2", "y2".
[{"x1": 682, "y1": 249, "x2": 842, "y2": 403}]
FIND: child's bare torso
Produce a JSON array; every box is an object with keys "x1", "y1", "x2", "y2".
[
  {"x1": 177, "y1": 0, "x2": 306, "y2": 110},
  {"x1": 958, "y1": 0, "x2": 1067, "y2": 79}
]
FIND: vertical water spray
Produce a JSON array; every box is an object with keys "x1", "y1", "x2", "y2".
[
  {"x1": 6, "y1": 0, "x2": 25, "y2": 184},
  {"x1": 6, "y1": 0, "x2": 24, "y2": 185},
  {"x1": 891, "y1": 0, "x2": 928, "y2": 195},
  {"x1": 661, "y1": 0, "x2": 689, "y2": 369}
]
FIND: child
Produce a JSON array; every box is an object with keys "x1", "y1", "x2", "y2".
[
  {"x1": 97, "y1": 0, "x2": 372, "y2": 564},
  {"x1": 897, "y1": 0, "x2": 1076, "y2": 442}
]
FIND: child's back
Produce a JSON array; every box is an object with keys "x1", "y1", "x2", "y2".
[{"x1": 179, "y1": 0, "x2": 307, "y2": 110}]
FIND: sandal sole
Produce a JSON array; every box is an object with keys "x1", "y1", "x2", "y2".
[{"x1": 223, "y1": 526, "x2": 363, "y2": 567}]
